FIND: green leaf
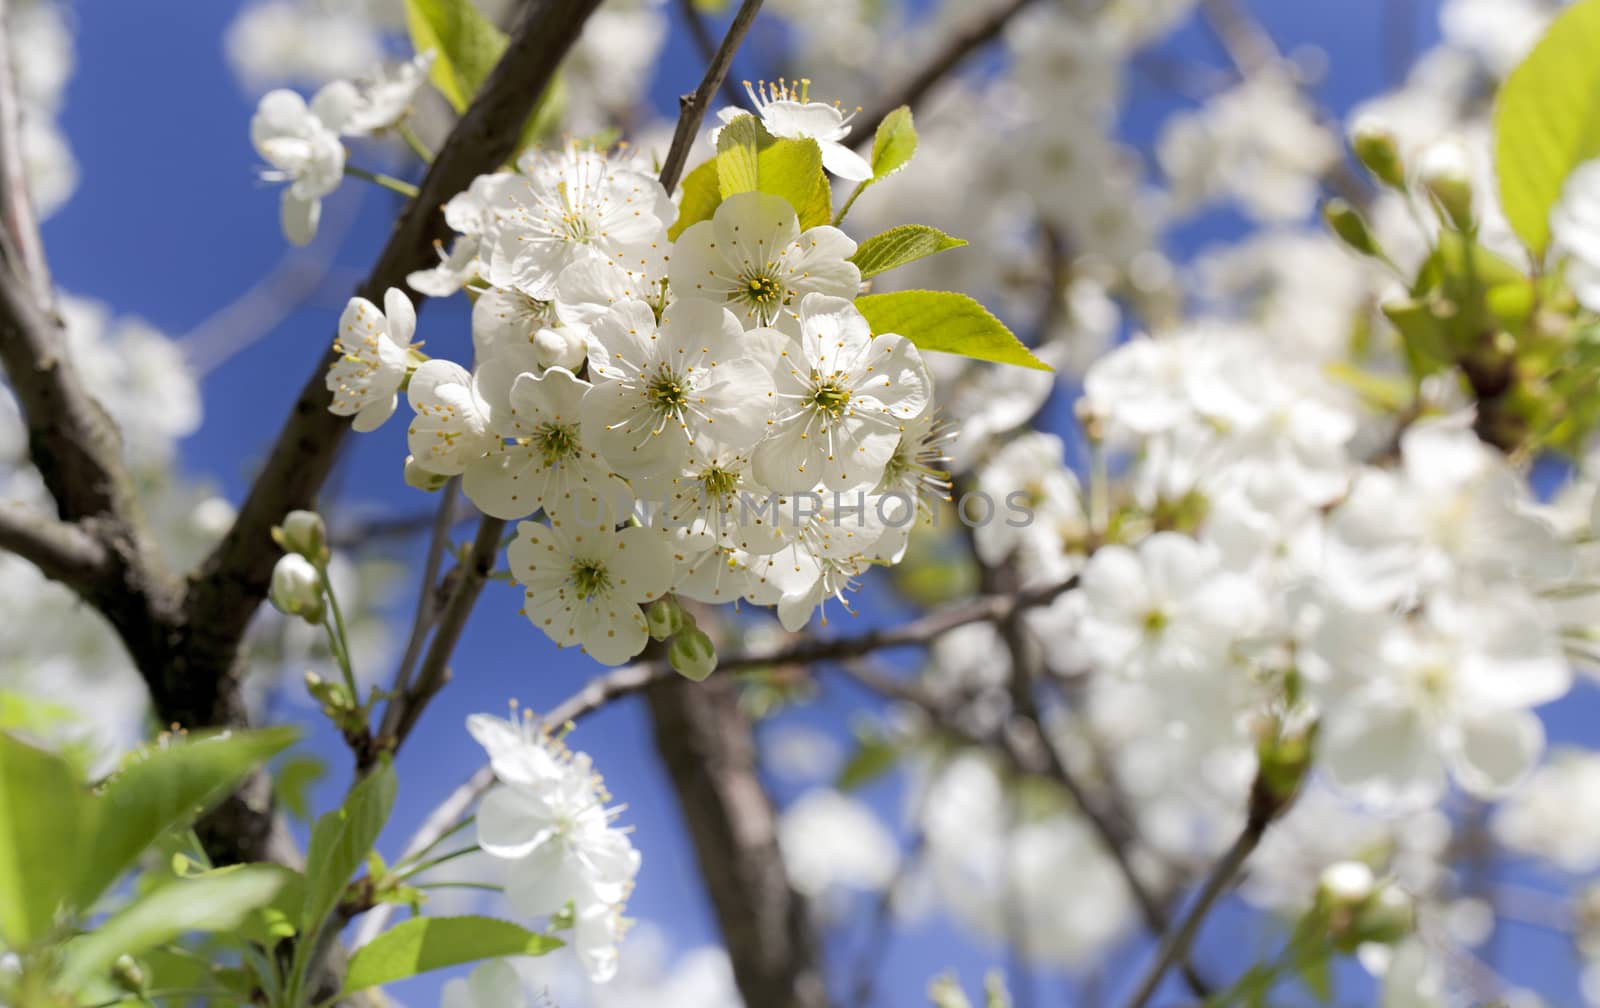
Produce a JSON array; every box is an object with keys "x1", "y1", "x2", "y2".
[
  {"x1": 0, "y1": 732, "x2": 89, "y2": 948},
  {"x1": 869, "y1": 106, "x2": 917, "y2": 182},
  {"x1": 302, "y1": 761, "x2": 398, "y2": 934},
  {"x1": 836, "y1": 731, "x2": 900, "y2": 791},
  {"x1": 275, "y1": 754, "x2": 327, "y2": 824},
  {"x1": 669, "y1": 157, "x2": 723, "y2": 241},
  {"x1": 854, "y1": 291, "x2": 1051, "y2": 371},
  {"x1": 850, "y1": 224, "x2": 967, "y2": 279},
  {"x1": 1494, "y1": 0, "x2": 1600, "y2": 255},
  {"x1": 76, "y1": 727, "x2": 299, "y2": 911},
  {"x1": 342, "y1": 916, "x2": 563, "y2": 992},
  {"x1": 716, "y1": 113, "x2": 761, "y2": 197},
  {"x1": 59, "y1": 866, "x2": 287, "y2": 985},
  {"x1": 403, "y1": 0, "x2": 507, "y2": 114}
]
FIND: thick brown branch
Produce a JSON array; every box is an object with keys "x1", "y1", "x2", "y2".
[
  {"x1": 185, "y1": 0, "x2": 605, "y2": 702},
  {"x1": 647, "y1": 673, "x2": 828, "y2": 1008},
  {"x1": 852, "y1": 0, "x2": 1042, "y2": 148},
  {"x1": 0, "y1": 503, "x2": 107, "y2": 593}
]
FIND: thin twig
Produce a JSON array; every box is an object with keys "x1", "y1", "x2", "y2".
[
  {"x1": 1121, "y1": 776, "x2": 1283, "y2": 1008},
  {"x1": 657, "y1": 0, "x2": 764, "y2": 193},
  {"x1": 677, "y1": 0, "x2": 749, "y2": 112},
  {"x1": 376, "y1": 479, "x2": 461, "y2": 747},
  {"x1": 383, "y1": 515, "x2": 507, "y2": 757},
  {"x1": 852, "y1": 0, "x2": 1043, "y2": 149}
]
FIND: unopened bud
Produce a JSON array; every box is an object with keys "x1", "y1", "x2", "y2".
[
  {"x1": 1352, "y1": 883, "x2": 1414, "y2": 944},
  {"x1": 304, "y1": 669, "x2": 351, "y2": 712},
  {"x1": 1419, "y1": 139, "x2": 1474, "y2": 230},
  {"x1": 668, "y1": 628, "x2": 717, "y2": 682},
  {"x1": 1319, "y1": 860, "x2": 1376, "y2": 906},
  {"x1": 269, "y1": 554, "x2": 325, "y2": 624},
  {"x1": 1350, "y1": 115, "x2": 1406, "y2": 190},
  {"x1": 404, "y1": 454, "x2": 451, "y2": 491},
  {"x1": 273, "y1": 508, "x2": 327, "y2": 561},
  {"x1": 533, "y1": 325, "x2": 587, "y2": 371},
  {"x1": 1324, "y1": 198, "x2": 1381, "y2": 258},
  {"x1": 646, "y1": 597, "x2": 687, "y2": 641},
  {"x1": 112, "y1": 954, "x2": 146, "y2": 994}
]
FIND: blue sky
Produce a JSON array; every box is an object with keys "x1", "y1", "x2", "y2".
[{"x1": 36, "y1": 0, "x2": 1595, "y2": 1004}]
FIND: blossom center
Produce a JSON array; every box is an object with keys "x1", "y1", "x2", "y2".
[
  {"x1": 699, "y1": 465, "x2": 740, "y2": 499},
  {"x1": 534, "y1": 421, "x2": 581, "y2": 466},
  {"x1": 1141, "y1": 608, "x2": 1169, "y2": 636},
  {"x1": 809, "y1": 379, "x2": 853, "y2": 418},
  {"x1": 646, "y1": 369, "x2": 689, "y2": 414},
  {"x1": 570, "y1": 559, "x2": 612, "y2": 599}
]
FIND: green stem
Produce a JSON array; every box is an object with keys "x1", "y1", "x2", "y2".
[
  {"x1": 395, "y1": 814, "x2": 476, "y2": 870},
  {"x1": 317, "y1": 559, "x2": 360, "y2": 704},
  {"x1": 344, "y1": 164, "x2": 420, "y2": 199},
  {"x1": 414, "y1": 880, "x2": 504, "y2": 892},
  {"x1": 397, "y1": 122, "x2": 434, "y2": 164},
  {"x1": 833, "y1": 180, "x2": 870, "y2": 227},
  {"x1": 396, "y1": 843, "x2": 481, "y2": 881}
]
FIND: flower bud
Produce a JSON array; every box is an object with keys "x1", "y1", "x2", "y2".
[
  {"x1": 668, "y1": 627, "x2": 717, "y2": 682},
  {"x1": 1352, "y1": 883, "x2": 1414, "y2": 945},
  {"x1": 1318, "y1": 860, "x2": 1375, "y2": 906},
  {"x1": 404, "y1": 454, "x2": 451, "y2": 491},
  {"x1": 274, "y1": 508, "x2": 327, "y2": 561},
  {"x1": 646, "y1": 597, "x2": 687, "y2": 641},
  {"x1": 1350, "y1": 115, "x2": 1406, "y2": 190},
  {"x1": 1418, "y1": 139, "x2": 1474, "y2": 230},
  {"x1": 112, "y1": 954, "x2": 146, "y2": 994},
  {"x1": 270, "y1": 553, "x2": 325, "y2": 624},
  {"x1": 533, "y1": 325, "x2": 587, "y2": 372},
  {"x1": 1323, "y1": 198, "x2": 1381, "y2": 258}
]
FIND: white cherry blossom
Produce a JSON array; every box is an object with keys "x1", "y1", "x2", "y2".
[
  {"x1": 752, "y1": 293, "x2": 932, "y2": 493},
  {"x1": 326, "y1": 287, "x2": 416, "y2": 432},
  {"x1": 582, "y1": 298, "x2": 775, "y2": 479},
  {"x1": 716, "y1": 79, "x2": 873, "y2": 181},
  {"x1": 250, "y1": 87, "x2": 345, "y2": 245},
  {"x1": 506, "y1": 521, "x2": 673, "y2": 665},
  {"x1": 667, "y1": 191, "x2": 859, "y2": 332}
]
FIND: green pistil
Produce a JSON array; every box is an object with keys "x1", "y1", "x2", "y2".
[
  {"x1": 1142, "y1": 609, "x2": 1169, "y2": 635},
  {"x1": 535, "y1": 422, "x2": 580, "y2": 466},
  {"x1": 647, "y1": 370, "x2": 688, "y2": 413},
  {"x1": 810, "y1": 380, "x2": 852, "y2": 417},
  {"x1": 571, "y1": 559, "x2": 611, "y2": 599},
  {"x1": 699, "y1": 466, "x2": 740, "y2": 498}
]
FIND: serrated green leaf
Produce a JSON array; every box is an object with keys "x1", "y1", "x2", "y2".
[
  {"x1": 670, "y1": 158, "x2": 724, "y2": 241},
  {"x1": 59, "y1": 867, "x2": 287, "y2": 985},
  {"x1": 302, "y1": 761, "x2": 397, "y2": 934},
  {"x1": 75, "y1": 727, "x2": 299, "y2": 912},
  {"x1": 341, "y1": 916, "x2": 563, "y2": 992},
  {"x1": 1494, "y1": 0, "x2": 1600, "y2": 255},
  {"x1": 403, "y1": 0, "x2": 507, "y2": 114},
  {"x1": 854, "y1": 291, "x2": 1051, "y2": 371},
  {"x1": 850, "y1": 224, "x2": 967, "y2": 279},
  {"x1": 0, "y1": 731, "x2": 88, "y2": 949},
  {"x1": 716, "y1": 114, "x2": 761, "y2": 197},
  {"x1": 870, "y1": 106, "x2": 917, "y2": 182}
]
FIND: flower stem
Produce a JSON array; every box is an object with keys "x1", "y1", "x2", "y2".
[
  {"x1": 344, "y1": 164, "x2": 420, "y2": 198},
  {"x1": 833, "y1": 180, "x2": 869, "y2": 226},
  {"x1": 317, "y1": 559, "x2": 360, "y2": 704},
  {"x1": 397, "y1": 122, "x2": 434, "y2": 164}
]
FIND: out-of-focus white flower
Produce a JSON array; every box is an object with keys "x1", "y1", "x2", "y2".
[
  {"x1": 225, "y1": 0, "x2": 386, "y2": 91},
  {"x1": 311, "y1": 50, "x2": 435, "y2": 137},
  {"x1": 1494, "y1": 750, "x2": 1600, "y2": 872},
  {"x1": 778, "y1": 788, "x2": 899, "y2": 898},
  {"x1": 251, "y1": 88, "x2": 346, "y2": 244},
  {"x1": 442, "y1": 960, "x2": 531, "y2": 1008},
  {"x1": 469, "y1": 714, "x2": 641, "y2": 983}
]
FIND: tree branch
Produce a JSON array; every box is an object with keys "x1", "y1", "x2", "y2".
[
  {"x1": 1121, "y1": 772, "x2": 1285, "y2": 1008},
  {"x1": 658, "y1": 0, "x2": 764, "y2": 192},
  {"x1": 852, "y1": 0, "x2": 1043, "y2": 148},
  {"x1": 0, "y1": 502, "x2": 107, "y2": 593}
]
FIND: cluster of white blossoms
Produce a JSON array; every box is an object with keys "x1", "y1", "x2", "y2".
[
  {"x1": 250, "y1": 51, "x2": 432, "y2": 244},
  {"x1": 467, "y1": 713, "x2": 640, "y2": 983},
  {"x1": 327, "y1": 93, "x2": 958, "y2": 667}
]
